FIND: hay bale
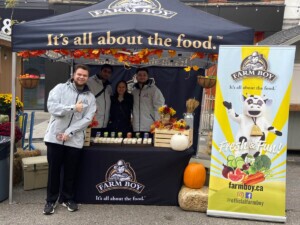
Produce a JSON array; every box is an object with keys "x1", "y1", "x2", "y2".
[
  {"x1": 13, "y1": 149, "x2": 41, "y2": 186},
  {"x1": 178, "y1": 185, "x2": 208, "y2": 212}
]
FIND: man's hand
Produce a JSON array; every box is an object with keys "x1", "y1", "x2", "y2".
[
  {"x1": 56, "y1": 133, "x2": 64, "y2": 141},
  {"x1": 75, "y1": 100, "x2": 83, "y2": 113},
  {"x1": 56, "y1": 133, "x2": 70, "y2": 141},
  {"x1": 62, "y1": 133, "x2": 70, "y2": 141}
]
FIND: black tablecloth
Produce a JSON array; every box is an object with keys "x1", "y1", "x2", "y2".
[{"x1": 75, "y1": 145, "x2": 193, "y2": 205}]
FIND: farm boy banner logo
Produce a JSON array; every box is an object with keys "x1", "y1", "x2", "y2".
[
  {"x1": 89, "y1": 0, "x2": 177, "y2": 19},
  {"x1": 231, "y1": 51, "x2": 277, "y2": 82},
  {"x1": 207, "y1": 46, "x2": 295, "y2": 223},
  {"x1": 96, "y1": 160, "x2": 145, "y2": 194}
]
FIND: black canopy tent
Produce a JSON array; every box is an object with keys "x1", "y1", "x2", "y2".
[
  {"x1": 9, "y1": 0, "x2": 254, "y2": 203},
  {"x1": 12, "y1": 0, "x2": 253, "y2": 52}
]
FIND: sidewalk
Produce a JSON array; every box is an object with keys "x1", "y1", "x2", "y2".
[
  {"x1": 0, "y1": 152, "x2": 299, "y2": 225},
  {"x1": 23, "y1": 110, "x2": 49, "y2": 152},
  {"x1": 4, "y1": 110, "x2": 299, "y2": 224}
]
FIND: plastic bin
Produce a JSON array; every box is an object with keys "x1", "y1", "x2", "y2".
[
  {"x1": 0, "y1": 136, "x2": 10, "y2": 202},
  {"x1": 22, "y1": 156, "x2": 48, "y2": 190}
]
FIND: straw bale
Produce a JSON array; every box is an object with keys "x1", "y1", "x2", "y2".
[{"x1": 178, "y1": 185, "x2": 208, "y2": 212}]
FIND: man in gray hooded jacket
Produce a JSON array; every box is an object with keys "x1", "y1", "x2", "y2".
[
  {"x1": 43, "y1": 64, "x2": 96, "y2": 215},
  {"x1": 132, "y1": 68, "x2": 165, "y2": 132},
  {"x1": 87, "y1": 64, "x2": 113, "y2": 129}
]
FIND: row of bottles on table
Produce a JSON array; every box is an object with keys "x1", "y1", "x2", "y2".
[
  {"x1": 93, "y1": 131, "x2": 151, "y2": 144},
  {"x1": 95, "y1": 132, "x2": 149, "y2": 139}
]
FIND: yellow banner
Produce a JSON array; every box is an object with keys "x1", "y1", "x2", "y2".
[{"x1": 207, "y1": 46, "x2": 295, "y2": 222}]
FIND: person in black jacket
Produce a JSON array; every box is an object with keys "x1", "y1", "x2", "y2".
[{"x1": 108, "y1": 80, "x2": 133, "y2": 135}]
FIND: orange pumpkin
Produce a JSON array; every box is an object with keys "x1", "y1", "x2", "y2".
[{"x1": 183, "y1": 163, "x2": 206, "y2": 189}]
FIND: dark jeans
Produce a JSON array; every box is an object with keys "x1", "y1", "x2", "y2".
[{"x1": 45, "y1": 142, "x2": 82, "y2": 203}]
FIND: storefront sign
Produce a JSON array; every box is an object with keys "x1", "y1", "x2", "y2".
[{"x1": 207, "y1": 46, "x2": 295, "y2": 222}]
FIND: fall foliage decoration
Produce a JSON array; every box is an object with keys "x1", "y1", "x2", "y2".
[
  {"x1": 17, "y1": 48, "x2": 218, "y2": 68},
  {"x1": 184, "y1": 52, "x2": 218, "y2": 72},
  {"x1": 88, "y1": 115, "x2": 99, "y2": 128},
  {"x1": 17, "y1": 48, "x2": 172, "y2": 65}
]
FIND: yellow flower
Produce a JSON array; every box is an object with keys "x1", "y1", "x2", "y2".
[
  {"x1": 0, "y1": 93, "x2": 23, "y2": 113},
  {"x1": 158, "y1": 106, "x2": 164, "y2": 114},
  {"x1": 184, "y1": 66, "x2": 191, "y2": 72},
  {"x1": 173, "y1": 119, "x2": 187, "y2": 130},
  {"x1": 170, "y1": 108, "x2": 176, "y2": 116},
  {"x1": 158, "y1": 105, "x2": 176, "y2": 117}
]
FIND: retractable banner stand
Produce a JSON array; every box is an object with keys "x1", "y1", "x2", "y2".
[{"x1": 207, "y1": 46, "x2": 296, "y2": 222}]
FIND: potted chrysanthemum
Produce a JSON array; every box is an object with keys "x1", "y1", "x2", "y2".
[
  {"x1": 0, "y1": 122, "x2": 23, "y2": 143},
  {"x1": 0, "y1": 94, "x2": 23, "y2": 121}
]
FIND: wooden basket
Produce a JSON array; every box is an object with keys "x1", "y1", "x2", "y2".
[
  {"x1": 154, "y1": 128, "x2": 193, "y2": 148},
  {"x1": 84, "y1": 128, "x2": 91, "y2": 146},
  {"x1": 197, "y1": 76, "x2": 216, "y2": 89},
  {"x1": 18, "y1": 78, "x2": 40, "y2": 89}
]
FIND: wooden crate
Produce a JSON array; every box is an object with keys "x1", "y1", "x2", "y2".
[
  {"x1": 84, "y1": 128, "x2": 91, "y2": 146},
  {"x1": 154, "y1": 129, "x2": 193, "y2": 148}
]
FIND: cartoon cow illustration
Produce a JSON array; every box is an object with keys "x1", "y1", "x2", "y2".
[{"x1": 223, "y1": 94, "x2": 282, "y2": 158}]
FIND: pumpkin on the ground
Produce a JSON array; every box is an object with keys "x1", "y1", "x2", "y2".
[{"x1": 183, "y1": 163, "x2": 206, "y2": 189}]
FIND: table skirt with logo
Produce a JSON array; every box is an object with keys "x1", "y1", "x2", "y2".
[{"x1": 75, "y1": 145, "x2": 194, "y2": 205}]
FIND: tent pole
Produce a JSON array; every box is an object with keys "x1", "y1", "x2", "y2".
[
  {"x1": 70, "y1": 58, "x2": 74, "y2": 78},
  {"x1": 9, "y1": 52, "x2": 17, "y2": 204}
]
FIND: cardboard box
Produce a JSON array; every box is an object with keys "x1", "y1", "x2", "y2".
[
  {"x1": 154, "y1": 128, "x2": 193, "y2": 148},
  {"x1": 22, "y1": 156, "x2": 48, "y2": 191}
]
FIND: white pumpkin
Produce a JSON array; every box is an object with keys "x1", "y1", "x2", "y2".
[{"x1": 170, "y1": 133, "x2": 189, "y2": 151}]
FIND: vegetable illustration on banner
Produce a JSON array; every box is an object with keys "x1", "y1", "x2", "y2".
[{"x1": 207, "y1": 46, "x2": 296, "y2": 223}]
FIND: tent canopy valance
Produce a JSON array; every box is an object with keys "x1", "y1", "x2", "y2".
[{"x1": 12, "y1": 0, "x2": 254, "y2": 53}]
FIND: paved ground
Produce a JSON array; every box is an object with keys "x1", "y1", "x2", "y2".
[{"x1": 1, "y1": 110, "x2": 299, "y2": 225}]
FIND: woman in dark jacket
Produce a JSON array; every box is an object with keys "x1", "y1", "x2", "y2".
[{"x1": 108, "y1": 80, "x2": 133, "y2": 134}]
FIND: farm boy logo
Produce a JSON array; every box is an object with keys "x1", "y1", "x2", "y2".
[
  {"x1": 231, "y1": 52, "x2": 277, "y2": 82},
  {"x1": 89, "y1": 0, "x2": 177, "y2": 19},
  {"x1": 96, "y1": 160, "x2": 145, "y2": 194}
]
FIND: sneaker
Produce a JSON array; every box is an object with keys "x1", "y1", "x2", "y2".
[
  {"x1": 43, "y1": 202, "x2": 56, "y2": 215},
  {"x1": 62, "y1": 200, "x2": 78, "y2": 212}
]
